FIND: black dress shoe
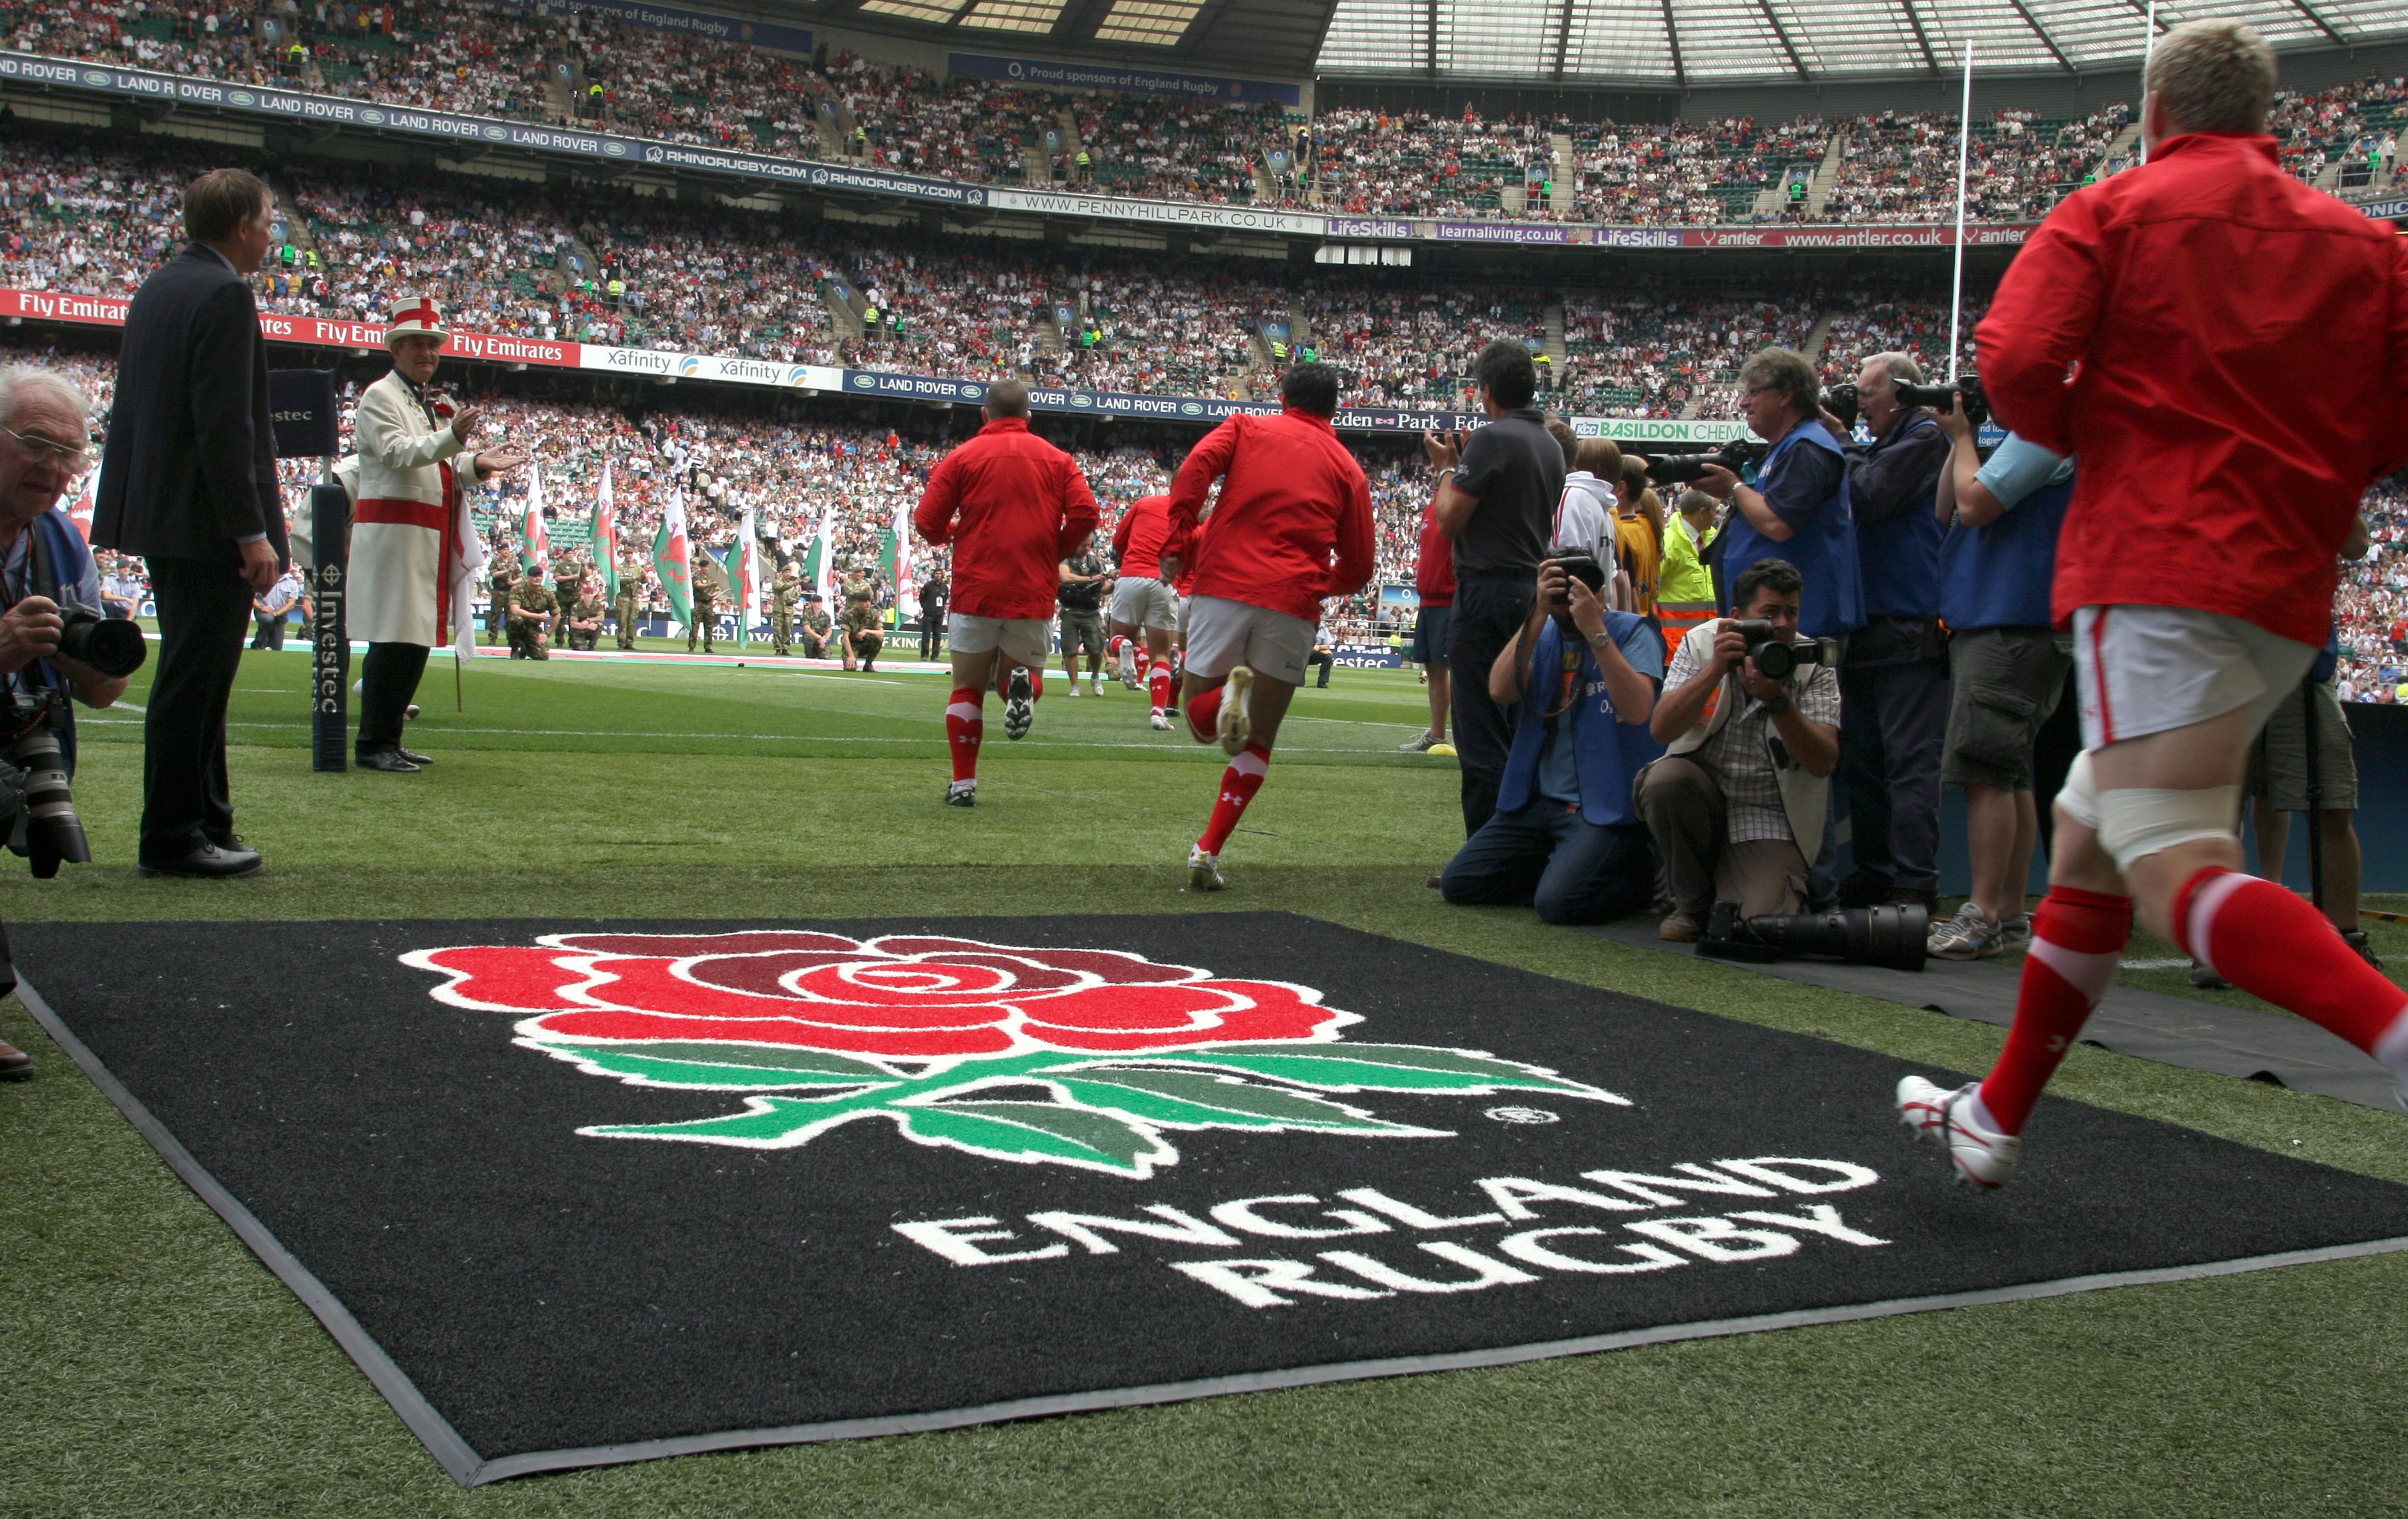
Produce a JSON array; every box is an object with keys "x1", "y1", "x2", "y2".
[
  {"x1": 0, "y1": 1038, "x2": 31, "y2": 1079},
  {"x1": 136, "y1": 843, "x2": 265, "y2": 879},
  {"x1": 356, "y1": 749, "x2": 421, "y2": 774},
  {"x1": 202, "y1": 834, "x2": 262, "y2": 870},
  {"x1": 396, "y1": 747, "x2": 434, "y2": 766}
]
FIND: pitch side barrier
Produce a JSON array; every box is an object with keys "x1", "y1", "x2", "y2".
[{"x1": 0, "y1": 49, "x2": 2055, "y2": 249}]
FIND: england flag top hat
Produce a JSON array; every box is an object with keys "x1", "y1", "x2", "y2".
[{"x1": 385, "y1": 298, "x2": 449, "y2": 348}]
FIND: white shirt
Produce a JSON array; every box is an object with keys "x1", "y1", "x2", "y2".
[{"x1": 1552, "y1": 471, "x2": 1618, "y2": 564}]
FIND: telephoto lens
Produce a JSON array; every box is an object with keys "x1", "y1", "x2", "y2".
[
  {"x1": 1742, "y1": 904, "x2": 1929, "y2": 971},
  {"x1": 5, "y1": 729, "x2": 90, "y2": 878},
  {"x1": 56, "y1": 607, "x2": 147, "y2": 679}
]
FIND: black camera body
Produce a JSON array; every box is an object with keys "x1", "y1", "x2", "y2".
[
  {"x1": 1823, "y1": 380, "x2": 1860, "y2": 432},
  {"x1": 1728, "y1": 619, "x2": 1837, "y2": 681},
  {"x1": 1546, "y1": 553, "x2": 1607, "y2": 607},
  {"x1": 1895, "y1": 375, "x2": 1989, "y2": 428},
  {"x1": 1645, "y1": 436, "x2": 1769, "y2": 489},
  {"x1": 1697, "y1": 899, "x2": 1929, "y2": 971}
]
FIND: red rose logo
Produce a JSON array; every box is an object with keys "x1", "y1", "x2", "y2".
[
  {"x1": 402, "y1": 931, "x2": 1622, "y2": 1177},
  {"x1": 405, "y1": 930, "x2": 1347, "y2": 1061}
]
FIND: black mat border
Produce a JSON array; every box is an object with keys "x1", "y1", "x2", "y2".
[{"x1": 23, "y1": 946, "x2": 2408, "y2": 1489}]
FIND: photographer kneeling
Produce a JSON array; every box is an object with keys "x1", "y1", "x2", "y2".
[
  {"x1": 1638, "y1": 558, "x2": 1841, "y2": 941},
  {"x1": 1439, "y1": 555, "x2": 1664, "y2": 925},
  {"x1": 0, "y1": 367, "x2": 136, "y2": 1077}
]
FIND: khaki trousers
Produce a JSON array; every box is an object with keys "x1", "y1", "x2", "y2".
[{"x1": 1636, "y1": 756, "x2": 1810, "y2": 918}]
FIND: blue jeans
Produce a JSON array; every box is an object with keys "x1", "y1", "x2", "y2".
[{"x1": 1440, "y1": 802, "x2": 1655, "y2": 925}]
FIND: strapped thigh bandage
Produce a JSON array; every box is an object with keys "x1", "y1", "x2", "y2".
[{"x1": 2093, "y1": 783, "x2": 2240, "y2": 875}]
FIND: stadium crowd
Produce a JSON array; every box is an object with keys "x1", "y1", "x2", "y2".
[{"x1": 5, "y1": 0, "x2": 2400, "y2": 227}]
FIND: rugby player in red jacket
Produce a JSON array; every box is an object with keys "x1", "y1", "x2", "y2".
[
  {"x1": 1160, "y1": 364, "x2": 1374, "y2": 889},
  {"x1": 1108, "y1": 487, "x2": 1179, "y2": 727},
  {"x1": 1897, "y1": 21, "x2": 2408, "y2": 1188},
  {"x1": 912, "y1": 382, "x2": 1099, "y2": 807}
]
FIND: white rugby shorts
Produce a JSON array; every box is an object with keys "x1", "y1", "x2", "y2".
[
  {"x1": 1109, "y1": 575, "x2": 1178, "y2": 632},
  {"x1": 1183, "y1": 594, "x2": 1314, "y2": 685},
  {"x1": 2073, "y1": 605, "x2": 2317, "y2": 751},
  {"x1": 947, "y1": 611, "x2": 1052, "y2": 667}
]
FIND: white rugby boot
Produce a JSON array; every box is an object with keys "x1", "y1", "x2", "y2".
[
  {"x1": 1216, "y1": 665, "x2": 1255, "y2": 757},
  {"x1": 1896, "y1": 1075, "x2": 2021, "y2": 1189},
  {"x1": 1187, "y1": 844, "x2": 1225, "y2": 892},
  {"x1": 1003, "y1": 666, "x2": 1035, "y2": 740}
]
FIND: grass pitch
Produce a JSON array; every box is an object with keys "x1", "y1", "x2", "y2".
[{"x1": 5, "y1": 649, "x2": 2407, "y2": 1517}]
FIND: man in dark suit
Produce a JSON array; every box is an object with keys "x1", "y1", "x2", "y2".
[{"x1": 93, "y1": 168, "x2": 287, "y2": 878}]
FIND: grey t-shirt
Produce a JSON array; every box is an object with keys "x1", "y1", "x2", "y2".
[{"x1": 1450, "y1": 408, "x2": 1562, "y2": 577}]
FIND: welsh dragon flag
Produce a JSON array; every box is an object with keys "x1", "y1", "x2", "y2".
[
  {"x1": 653, "y1": 487, "x2": 693, "y2": 626},
  {"x1": 732, "y1": 505, "x2": 760, "y2": 648},
  {"x1": 519, "y1": 462, "x2": 549, "y2": 572},
  {"x1": 593, "y1": 459, "x2": 618, "y2": 599}
]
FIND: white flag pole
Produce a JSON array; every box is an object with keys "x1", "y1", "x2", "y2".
[
  {"x1": 1949, "y1": 42, "x2": 1974, "y2": 385},
  {"x1": 2140, "y1": 0, "x2": 2158, "y2": 164}
]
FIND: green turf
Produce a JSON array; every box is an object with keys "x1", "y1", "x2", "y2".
[{"x1": 6, "y1": 653, "x2": 2408, "y2": 1516}]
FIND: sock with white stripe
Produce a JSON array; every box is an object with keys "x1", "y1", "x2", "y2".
[
  {"x1": 945, "y1": 687, "x2": 982, "y2": 783},
  {"x1": 1978, "y1": 884, "x2": 2133, "y2": 1135},
  {"x1": 2176, "y1": 867, "x2": 2408, "y2": 1084},
  {"x1": 1197, "y1": 740, "x2": 1271, "y2": 855}
]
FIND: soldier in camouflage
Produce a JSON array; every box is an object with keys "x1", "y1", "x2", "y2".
[
  {"x1": 687, "y1": 562, "x2": 719, "y2": 653},
  {"x1": 487, "y1": 556, "x2": 515, "y2": 647},
  {"x1": 799, "y1": 595, "x2": 832, "y2": 659},
  {"x1": 771, "y1": 563, "x2": 802, "y2": 655},
  {"x1": 565, "y1": 588, "x2": 605, "y2": 651},
  {"x1": 840, "y1": 580, "x2": 884, "y2": 672},
  {"x1": 509, "y1": 573, "x2": 557, "y2": 660},
  {"x1": 614, "y1": 548, "x2": 646, "y2": 649}
]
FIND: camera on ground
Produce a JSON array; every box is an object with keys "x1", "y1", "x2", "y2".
[
  {"x1": 1729, "y1": 618, "x2": 1838, "y2": 680},
  {"x1": 1697, "y1": 899, "x2": 1929, "y2": 971},
  {"x1": 1644, "y1": 436, "x2": 1769, "y2": 489}
]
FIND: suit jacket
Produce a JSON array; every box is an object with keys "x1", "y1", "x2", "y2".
[{"x1": 93, "y1": 244, "x2": 286, "y2": 567}]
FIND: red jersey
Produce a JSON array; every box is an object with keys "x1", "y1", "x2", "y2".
[
  {"x1": 912, "y1": 416, "x2": 1099, "y2": 621},
  {"x1": 1111, "y1": 493, "x2": 1171, "y2": 578},
  {"x1": 1413, "y1": 498, "x2": 1456, "y2": 609},
  {"x1": 1165, "y1": 407, "x2": 1374, "y2": 623},
  {"x1": 1980, "y1": 131, "x2": 2408, "y2": 645}
]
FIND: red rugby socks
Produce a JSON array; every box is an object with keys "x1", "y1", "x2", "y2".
[
  {"x1": 1149, "y1": 666, "x2": 1173, "y2": 714},
  {"x1": 1185, "y1": 682, "x2": 1221, "y2": 743},
  {"x1": 1979, "y1": 886, "x2": 2132, "y2": 1135},
  {"x1": 945, "y1": 687, "x2": 982, "y2": 782},
  {"x1": 2176, "y1": 868, "x2": 2408, "y2": 1077},
  {"x1": 1198, "y1": 741, "x2": 1271, "y2": 855}
]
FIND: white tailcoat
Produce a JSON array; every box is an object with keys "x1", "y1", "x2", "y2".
[{"x1": 344, "y1": 370, "x2": 488, "y2": 647}]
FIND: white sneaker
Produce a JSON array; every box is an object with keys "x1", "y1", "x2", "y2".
[
  {"x1": 945, "y1": 780, "x2": 976, "y2": 808},
  {"x1": 1187, "y1": 844, "x2": 1225, "y2": 892},
  {"x1": 1150, "y1": 710, "x2": 1173, "y2": 730},
  {"x1": 1896, "y1": 1075, "x2": 2021, "y2": 1189},
  {"x1": 1004, "y1": 667, "x2": 1034, "y2": 740},
  {"x1": 1995, "y1": 914, "x2": 2034, "y2": 957},
  {"x1": 1066, "y1": 681, "x2": 1083, "y2": 697},
  {"x1": 1090, "y1": 675, "x2": 1104, "y2": 695},
  {"x1": 1216, "y1": 665, "x2": 1254, "y2": 756},
  {"x1": 1927, "y1": 902, "x2": 2002, "y2": 960},
  {"x1": 1119, "y1": 644, "x2": 1139, "y2": 688}
]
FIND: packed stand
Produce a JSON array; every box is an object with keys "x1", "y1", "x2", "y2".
[
  {"x1": 1823, "y1": 107, "x2": 2129, "y2": 224},
  {"x1": 2270, "y1": 76, "x2": 2408, "y2": 192},
  {"x1": 1573, "y1": 117, "x2": 1829, "y2": 226},
  {"x1": 1559, "y1": 295, "x2": 1813, "y2": 417}
]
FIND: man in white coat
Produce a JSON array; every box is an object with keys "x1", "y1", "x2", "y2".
[{"x1": 347, "y1": 299, "x2": 525, "y2": 772}]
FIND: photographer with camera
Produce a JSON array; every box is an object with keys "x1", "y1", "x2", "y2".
[
  {"x1": 1438, "y1": 553, "x2": 1663, "y2": 924},
  {"x1": 1691, "y1": 348, "x2": 1861, "y2": 644},
  {"x1": 0, "y1": 366, "x2": 139, "y2": 1077},
  {"x1": 1831, "y1": 352, "x2": 1952, "y2": 912},
  {"x1": 1638, "y1": 557, "x2": 1841, "y2": 942},
  {"x1": 1924, "y1": 410, "x2": 2076, "y2": 960}
]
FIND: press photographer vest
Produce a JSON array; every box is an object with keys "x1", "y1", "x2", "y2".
[
  {"x1": 1854, "y1": 410, "x2": 1945, "y2": 621},
  {"x1": 1716, "y1": 420, "x2": 1861, "y2": 641},
  {"x1": 1496, "y1": 615, "x2": 1665, "y2": 828}
]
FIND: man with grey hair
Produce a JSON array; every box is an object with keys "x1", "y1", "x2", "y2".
[
  {"x1": 0, "y1": 365, "x2": 131, "y2": 1077},
  {"x1": 1831, "y1": 349, "x2": 1949, "y2": 912},
  {"x1": 1692, "y1": 346, "x2": 1861, "y2": 645},
  {"x1": 1897, "y1": 19, "x2": 2408, "y2": 1193}
]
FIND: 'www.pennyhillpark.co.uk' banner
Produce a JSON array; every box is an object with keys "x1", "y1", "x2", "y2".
[
  {"x1": 0, "y1": 285, "x2": 1751, "y2": 441},
  {"x1": 0, "y1": 49, "x2": 2049, "y2": 248}
]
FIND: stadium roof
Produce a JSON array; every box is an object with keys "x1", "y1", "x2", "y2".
[
  {"x1": 810, "y1": 0, "x2": 2408, "y2": 88},
  {"x1": 1314, "y1": 0, "x2": 2408, "y2": 87}
]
